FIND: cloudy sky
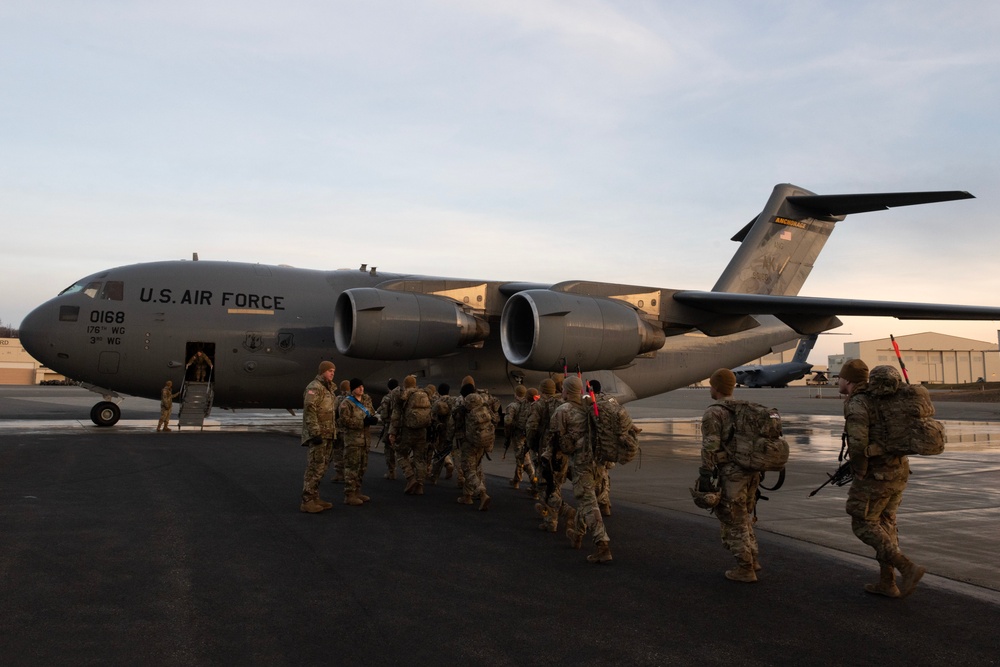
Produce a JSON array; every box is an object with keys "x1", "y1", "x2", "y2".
[{"x1": 3, "y1": 1, "x2": 998, "y2": 364}]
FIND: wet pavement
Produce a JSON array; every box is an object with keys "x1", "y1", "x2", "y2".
[{"x1": 1, "y1": 385, "x2": 998, "y2": 664}]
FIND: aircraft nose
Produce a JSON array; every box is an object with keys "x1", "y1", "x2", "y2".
[{"x1": 19, "y1": 302, "x2": 57, "y2": 366}]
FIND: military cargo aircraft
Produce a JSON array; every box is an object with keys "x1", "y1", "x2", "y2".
[
  {"x1": 732, "y1": 334, "x2": 817, "y2": 388},
  {"x1": 19, "y1": 183, "x2": 1000, "y2": 426}
]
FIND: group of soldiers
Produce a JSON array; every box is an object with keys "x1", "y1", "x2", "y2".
[
  {"x1": 698, "y1": 363, "x2": 927, "y2": 598},
  {"x1": 297, "y1": 361, "x2": 622, "y2": 564},
  {"x1": 298, "y1": 357, "x2": 930, "y2": 591}
]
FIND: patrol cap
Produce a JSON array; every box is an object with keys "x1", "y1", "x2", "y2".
[
  {"x1": 318, "y1": 361, "x2": 335, "y2": 373},
  {"x1": 350, "y1": 378, "x2": 364, "y2": 391},
  {"x1": 462, "y1": 375, "x2": 476, "y2": 388},
  {"x1": 840, "y1": 359, "x2": 869, "y2": 383},
  {"x1": 339, "y1": 379, "x2": 351, "y2": 392},
  {"x1": 709, "y1": 368, "x2": 736, "y2": 395},
  {"x1": 540, "y1": 379, "x2": 556, "y2": 395}
]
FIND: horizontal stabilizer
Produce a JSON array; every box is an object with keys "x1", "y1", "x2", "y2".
[
  {"x1": 674, "y1": 291, "x2": 1000, "y2": 320},
  {"x1": 787, "y1": 191, "x2": 974, "y2": 217}
]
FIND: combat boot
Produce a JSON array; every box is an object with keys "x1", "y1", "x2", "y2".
[
  {"x1": 724, "y1": 565, "x2": 758, "y2": 583},
  {"x1": 586, "y1": 541, "x2": 613, "y2": 564},
  {"x1": 414, "y1": 483, "x2": 424, "y2": 496},
  {"x1": 457, "y1": 494, "x2": 474, "y2": 505},
  {"x1": 508, "y1": 478, "x2": 520, "y2": 489},
  {"x1": 163, "y1": 426, "x2": 171, "y2": 432},
  {"x1": 894, "y1": 556, "x2": 926, "y2": 598},
  {"x1": 316, "y1": 498, "x2": 333, "y2": 510},
  {"x1": 478, "y1": 493, "x2": 491, "y2": 511},
  {"x1": 599, "y1": 502, "x2": 612, "y2": 517},
  {"x1": 299, "y1": 499, "x2": 326, "y2": 513},
  {"x1": 357, "y1": 493, "x2": 371, "y2": 502},
  {"x1": 865, "y1": 564, "x2": 901, "y2": 598},
  {"x1": 344, "y1": 494, "x2": 364, "y2": 506},
  {"x1": 404, "y1": 477, "x2": 419, "y2": 494},
  {"x1": 566, "y1": 527, "x2": 584, "y2": 550},
  {"x1": 384, "y1": 470, "x2": 396, "y2": 480}
]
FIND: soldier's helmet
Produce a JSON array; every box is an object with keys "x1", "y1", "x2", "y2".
[
  {"x1": 689, "y1": 486, "x2": 721, "y2": 510},
  {"x1": 868, "y1": 365, "x2": 903, "y2": 396}
]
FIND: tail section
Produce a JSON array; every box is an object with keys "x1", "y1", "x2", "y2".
[
  {"x1": 791, "y1": 334, "x2": 818, "y2": 364},
  {"x1": 711, "y1": 184, "x2": 973, "y2": 296}
]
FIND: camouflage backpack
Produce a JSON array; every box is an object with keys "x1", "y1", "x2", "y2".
[
  {"x1": 403, "y1": 388, "x2": 433, "y2": 429},
  {"x1": 718, "y1": 400, "x2": 790, "y2": 472},
  {"x1": 463, "y1": 392, "x2": 496, "y2": 449},
  {"x1": 592, "y1": 397, "x2": 641, "y2": 465},
  {"x1": 864, "y1": 365, "x2": 945, "y2": 457}
]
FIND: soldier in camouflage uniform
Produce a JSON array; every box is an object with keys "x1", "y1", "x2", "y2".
[
  {"x1": 157, "y1": 380, "x2": 180, "y2": 432},
  {"x1": 428, "y1": 383, "x2": 456, "y2": 484},
  {"x1": 699, "y1": 368, "x2": 760, "y2": 582},
  {"x1": 587, "y1": 380, "x2": 615, "y2": 516},
  {"x1": 504, "y1": 385, "x2": 536, "y2": 491},
  {"x1": 389, "y1": 375, "x2": 431, "y2": 495},
  {"x1": 300, "y1": 361, "x2": 337, "y2": 513},
  {"x1": 530, "y1": 379, "x2": 569, "y2": 531},
  {"x1": 451, "y1": 382, "x2": 495, "y2": 510},
  {"x1": 840, "y1": 360, "x2": 926, "y2": 598},
  {"x1": 339, "y1": 378, "x2": 375, "y2": 506},
  {"x1": 185, "y1": 349, "x2": 213, "y2": 382},
  {"x1": 329, "y1": 379, "x2": 351, "y2": 484},
  {"x1": 377, "y1": 379, "x2": 400, "y2": 480},
  {"x1": 556, "y1": 376, "x2": 612, "y2": 564}
]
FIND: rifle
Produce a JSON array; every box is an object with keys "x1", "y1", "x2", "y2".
[
  {"x1": 501, "y1": 433, "x2": 510, "y2": 459},
  {"x1": 809, "y1": 432, "x2": 854, "y2": 497},
  {"x1": 375, "y1": 424, "x2": 388, "y2": 450}
]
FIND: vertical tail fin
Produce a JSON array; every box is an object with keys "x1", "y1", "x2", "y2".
[
  {"x1": 791, "y1": 334, "x2": 818, "y2": 364},
  {"x1": 711, "y1": 184, "x2": 974, "y2": 296}
]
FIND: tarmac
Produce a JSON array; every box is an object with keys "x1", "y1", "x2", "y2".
[{"x1": 1, "y1": 385, "x2": 998, "y2": 666}]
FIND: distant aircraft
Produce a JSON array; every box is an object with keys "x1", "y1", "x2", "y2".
[
  {"x1": 733, "y1": 334, "x2": 817, "y2": 388},
  {"x1": 19, "y1": 183, "x2": 1000, "y2": 426}
]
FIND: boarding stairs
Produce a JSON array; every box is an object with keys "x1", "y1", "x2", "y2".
[{"x1": 178, "y1": 381, "x2": 213, "y2": 430}]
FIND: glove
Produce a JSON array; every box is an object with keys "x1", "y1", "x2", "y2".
[
  {"x1": 308, "y1": 435, "x2": 323, "y2": 446},
  {"x1": 363, "y1": 415, "x2": 379, "y2": 427},
  {"x1": 697, "y1": 472, "x2": 716, "y2": 493}
]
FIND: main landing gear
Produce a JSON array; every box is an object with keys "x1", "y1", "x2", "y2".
[{"x1": 90, "y1": 401, "x2": 122, "y2": 427}]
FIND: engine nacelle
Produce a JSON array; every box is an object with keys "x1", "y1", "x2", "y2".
[
  {"x1": 335, "y1": 288, "x2": 489, "y2": 360},
  {"x1": 500, "y1": 290, "x2": 666, "y2": 371}
]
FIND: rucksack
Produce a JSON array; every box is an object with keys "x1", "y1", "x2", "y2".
[
  {"x1": 403, "y1": 389, "x2": 432, "y2": 429},
  {"x1": 718, "y1": 400, "x2": 790, "y2": 472},
  {"x1": 592, "y1": 397, "x2": 640, "y2": 464},
  {"x1": 463, "y1": 393, "x2": 496, "y2": 449},
  {"x1": 868, "y1": 384, "x2": 945, "y2": 456}
]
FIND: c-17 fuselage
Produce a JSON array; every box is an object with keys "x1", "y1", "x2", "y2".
[{"x1": 19, "y1": 184, "x2": 1000, "y2": 426}]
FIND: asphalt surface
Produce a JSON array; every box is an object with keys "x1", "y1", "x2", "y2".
[{"x1": 1, "y1": 386, "x2": 998, "y2": 666}]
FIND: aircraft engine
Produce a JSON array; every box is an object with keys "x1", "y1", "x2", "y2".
[
  {"x1": 500, "y1": 290, "x2": 666, "y2": 371},
  {"x1": 334, "y1": 288, "x2": 490, "y2": 360}
]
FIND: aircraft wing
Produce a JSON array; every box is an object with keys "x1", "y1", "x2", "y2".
[{"x1": 671, "y1": 291, "x2": 1000, "y2": 336}]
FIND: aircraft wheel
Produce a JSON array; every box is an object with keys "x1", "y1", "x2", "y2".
[{"x1": 90, "y1": 401, "x2": 121, "y2": 427}]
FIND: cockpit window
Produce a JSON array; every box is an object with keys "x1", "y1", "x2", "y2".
[
  {"x1": 99, "y1": 281, "x2": 124, "y2": 301},
  {"x1": 57, "y1": 281, "x2": 104, "y2": 298}
]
